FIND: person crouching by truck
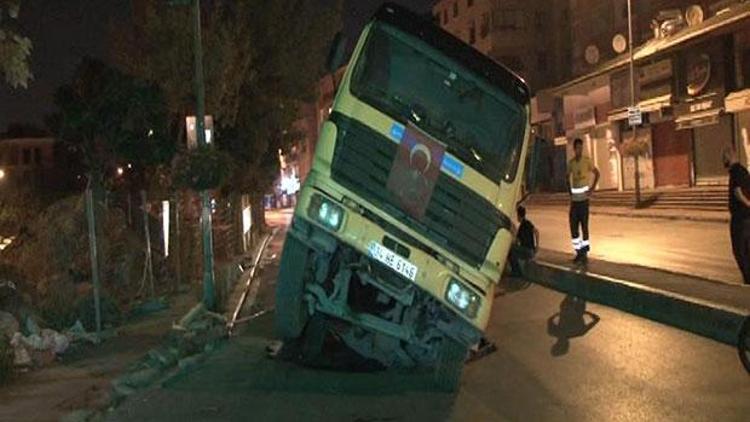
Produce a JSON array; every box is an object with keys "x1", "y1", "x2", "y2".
[
  {"x1": 723, "y1": 145, "x2": 750, "y2": 285},
  {"x1": 567, "y1": 138, "x2": 600, "y2": 264},
  {"x1": 509, "y1": 205, "x2": 539, "y2": 277}
]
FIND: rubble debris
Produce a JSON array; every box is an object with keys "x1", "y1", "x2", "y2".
[
  {"x1": 66, "y1": 320, "x2": 100, "y2": 344},
  {"x1": 0, "y1": 311, "x2": 19, "y2": 338},
  {"x1": 24, "y1": 315, "x2": 41, "y2": 336}
]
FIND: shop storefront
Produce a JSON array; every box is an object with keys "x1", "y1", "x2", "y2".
[
  {"x1": 652, "y1": 120, "x2": 693, "y2": 187},
  {"x1": 620, "y1": 126, "x2": 655, "y2": 190},
  {"x1": 675, "y1": 39, "x2": 732, "y2": 185}
]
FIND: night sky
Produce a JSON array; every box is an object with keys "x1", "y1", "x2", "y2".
[{"x1": 0, "y1": 0, "x2": 435, "y2": 133}]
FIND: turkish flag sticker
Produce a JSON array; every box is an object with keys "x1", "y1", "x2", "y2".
[{"x1": 386, "y1": 124, "x2": 446, "y2": 220}]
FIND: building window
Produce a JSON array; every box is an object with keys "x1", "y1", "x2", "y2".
[
  {"x1": 467, "y1": 0, "x2": 474, "y2": 7},
  {"x1": 453, "y1": 2, "x2": 458, "y2": 17},
  {"x1": 500, "y1": 55, "x2": 524, "y2": 71},
  {"x1": 469, "y1": 21, "x2": 476, "y2": 44},
  {"x1": 22, "y1": 148, "x2": 31, "y2": 165},
  {"x1": 480, "y1": 12, "x2": 490, "y2": 38},
  {"x1": 537, "y1": 53, "x2": 548, "y2": 71}
]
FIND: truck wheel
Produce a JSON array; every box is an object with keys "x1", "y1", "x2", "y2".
[
  {"x1": 433, "y1": 337, "x2": 468, "y2": 393},
  {"x1": 740, "y1": 317, "x2": 750, "y2": 374},
  {"x1": 275, "y1": 235, "x2": 310, "y2": 340}
]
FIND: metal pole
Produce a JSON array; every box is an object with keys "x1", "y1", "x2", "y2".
[
  {"x1": 85, "y1": 189, "x2": 102, "y2": 337},
  {"x1": 141, "y1": 190, "x2": 155, "y2": 297},
  {"x1": 627, "y1": 0, "x2": 641, "y2": 207},
  {"x1": 174, "y1": 193, "x2": 182, "y2": 292},
  {"x1": 193, "y1": 0, "x2": 216, "y2": 310}
]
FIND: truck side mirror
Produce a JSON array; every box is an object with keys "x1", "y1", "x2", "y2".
[{"x1": 326, "y1": 32, "x2": 347, "y2": 74}]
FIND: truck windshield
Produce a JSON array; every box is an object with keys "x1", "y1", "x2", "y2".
[{"x1": 350, "y1": 23, "x2": 526, "y2": 184}]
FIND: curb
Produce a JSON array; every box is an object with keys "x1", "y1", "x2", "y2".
[
  {"x1": 527, "y1": 204, "x2": 729, "y2": 223},
  {"x1": 525, "y1": 260, "x2": 748, "y2": 346},
  {"x1": 589, "y1": 209, "x2": 729, "y2": 224}
]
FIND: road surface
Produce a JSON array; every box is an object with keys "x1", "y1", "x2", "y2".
[
  {"x1": 527, "y1": 207, "x2": 743, "y2": 284},
  {"x1": 108, "y1": 213, "x2": 750, "y2": 422}
]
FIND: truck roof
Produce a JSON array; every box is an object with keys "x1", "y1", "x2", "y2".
[{"x1": 373, "y1": 3, "x2": 531, "y2": 106}]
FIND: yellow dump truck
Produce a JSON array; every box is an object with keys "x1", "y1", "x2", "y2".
[{"x1": 275, "y1": 3, "x2": 533, "y2": 391}]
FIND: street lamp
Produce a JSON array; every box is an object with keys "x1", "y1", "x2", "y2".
[{"x1": 0, "y1": 168, "x2": 5, "y2": 180}]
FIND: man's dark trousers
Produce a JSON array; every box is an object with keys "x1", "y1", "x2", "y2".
[
  {"x1": 569, "y1": 200, "x2": 590, "y2": 253},
  {"x1": 731, "y1": 217, "x2": 750, "y2": 285}
]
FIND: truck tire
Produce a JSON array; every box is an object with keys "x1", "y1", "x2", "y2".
[
  {"x1": 433, "y1": 337, "x2": 468, "y2": 393},
  {"x1": 275, "y1": 235, "x2": 310, "y2": 340},
  {"x1": 300, "y1": 313, "x2": 329, "y2": 365}
]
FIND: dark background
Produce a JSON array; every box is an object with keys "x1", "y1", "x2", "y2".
[{"x1": 0, "y1": 0, "x2": 435, "y2": 132}]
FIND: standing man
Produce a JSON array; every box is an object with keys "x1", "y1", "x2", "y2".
[
  {"x1": 567, "y1": 138, "x2": 599, "y2": 263},
  {"x1": 723, "y1": 145, "x2": 750, "y2": 285}
]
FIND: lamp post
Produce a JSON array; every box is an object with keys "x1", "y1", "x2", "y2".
[
  {"x1": 627, "y1": 0, "x2": 642, "y2": 207},
  {"x1": 171, "y1": 0, "x2": 216, "y2": 309}
]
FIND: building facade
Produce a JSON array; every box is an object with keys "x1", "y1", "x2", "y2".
[
  {"x1": 536, "y1": 0, "x2": 750, "y2": 191},
  {"x1": 0, "y1": 137, "x2": 56, "y2": 188},
  {"x1": 432, "y1": 0, "x2": 572, "y2": 92}
]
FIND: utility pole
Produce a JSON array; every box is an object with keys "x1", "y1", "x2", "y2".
[
  {"x1": 192, "y1": 0, "x2": 216, "y2": 310},
  {"x1": 169, "y1": 0, "x2": 216, "y2": 309},
  {"x1": 627, "y1": 0, "x2": 642, "y2": 207}
]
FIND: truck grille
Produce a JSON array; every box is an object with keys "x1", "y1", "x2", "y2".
[{"x1": 329, "y1": 112, "x2": 510, "y2": 269}]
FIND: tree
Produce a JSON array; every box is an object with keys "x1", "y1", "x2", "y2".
[
  {"x1": 224, "y1": 0, "x2": 342, "y2": 232},
  {"x1": 50, "y1": 57, "x2": 173, "y2": 194},
  {"x1": 113, "y1": 0, "x2": 341, "y2": 234},
  {"x1": 0, "y1": 0, "x2": 32, "y2": 88},
  {"x1": 112, "y1": 0, "x2": 253, "y2": 145}
]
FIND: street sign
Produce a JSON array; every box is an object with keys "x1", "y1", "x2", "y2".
[
  {"x1": 628, "y1": 106, "x2": 642, "y2": 126},
  {"x1": 186, "y1": 115, "x2": 214, "y2": 149}
]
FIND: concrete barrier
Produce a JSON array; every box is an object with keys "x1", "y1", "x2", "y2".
[{"x1": 525, "y1": 260, "x2": 748, "y2": 346}]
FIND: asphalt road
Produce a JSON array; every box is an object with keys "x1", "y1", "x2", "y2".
[
  {"x1": 108, "y1": 215, "x2": 750, "y2": 422},
  {"x1": 527, "y1": 207, "x2": 742, "y2": 284}
]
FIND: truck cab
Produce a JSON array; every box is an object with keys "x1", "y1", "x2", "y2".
[{"x1": 275, "y1": 3, "x2": 531, "y2": 391}]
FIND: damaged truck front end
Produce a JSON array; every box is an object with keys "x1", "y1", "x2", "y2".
[{"x1": 275, "y1": 3, "x2": 531, "y2": 391}]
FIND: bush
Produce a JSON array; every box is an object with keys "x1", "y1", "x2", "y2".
[
  {"x1": 37, "y1": 277, "x2": 79, "y2": 331},
  {"x1": 74, "y1": 295, "x2": 122, "y2": 332},
  {"x1": 173, "y1": 147, "x2": 233, "y2": 191},
  {"x1": 1, "y1": 195, "x2": 143, "y2": 325}
]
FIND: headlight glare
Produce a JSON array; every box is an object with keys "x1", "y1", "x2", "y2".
[
  {"x1": 308, "y1": 194, "x2": 344, "y2": 231},
  {"x1": 445, "y1": 279, "x2": 481, "y2": 318}
]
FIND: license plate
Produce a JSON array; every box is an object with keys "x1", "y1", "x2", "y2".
[{"x1": 367, "y1": 241, "x2": 418, "y2": 281}]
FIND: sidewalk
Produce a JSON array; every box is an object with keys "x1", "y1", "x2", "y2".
[
  {"x1": 526, "y1": 206, "x2": 742, "y2": 284},
  {"x1": 526, "y1": 249, "x2": 750, "y2": 345},
  {"x1": 0, "y1": 293, "x2": 195, "y2": 422}
]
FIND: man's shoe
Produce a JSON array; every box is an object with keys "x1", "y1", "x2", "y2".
[{"x1": 572, "y1": 252, "x2": 583, "y2": 263}]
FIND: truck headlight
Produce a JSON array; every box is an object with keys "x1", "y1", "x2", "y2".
[
  {"x1": 445, "y1": 279, "x2": 481, "y2": 318},
  {"x1": 308, "y1": 194, "x2": 344, "y2": 231}
]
